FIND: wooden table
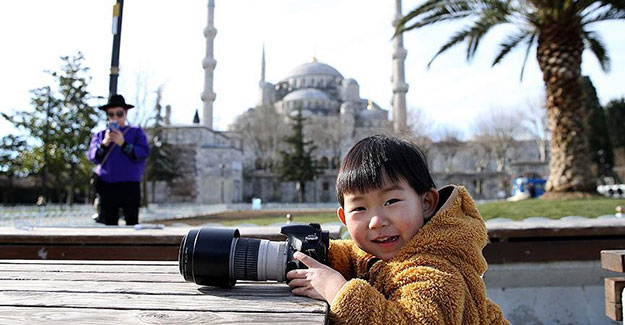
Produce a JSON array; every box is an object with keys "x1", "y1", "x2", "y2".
[
  {"x1": 0, "y1": 260, "x2": 328, "y2": 324},
  {"x1": 602, "y1": 250, "x2": 625, "y2": 321},
  {"x1": 0, "y1": 225, "x2": 342, "y2": 261}
]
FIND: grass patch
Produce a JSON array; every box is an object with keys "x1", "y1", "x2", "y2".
[
  {"x1": 167, "y1": 211, "x2": 340, "y2": 227},
  {"x1": 215, "y1": 212, "x2": 339, "y2": 226},
  {"x1": 476, "y1": 197, "x2": 624, "y2": 220},
  {"x1": 166, "y1": 197, "x2": 624, "y2": 226}
]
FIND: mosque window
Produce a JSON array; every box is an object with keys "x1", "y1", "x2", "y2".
[
  {"x1": 320, "y1": 157, "x2": 329, "y2": 169},
  {"x1": 331, "y1": 156, "x2": 339, "y2": 169},
  {"x1": 473, "y1": 179, "x2": 483, "y2": 195},
  {"x1": 255, "y1": 158, "x2": 263, "y2": 170}
]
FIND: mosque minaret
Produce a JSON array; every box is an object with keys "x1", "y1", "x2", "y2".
[
  {"x1": 201, "y1": 0, "x2": 217, "y2": 128},
  {"x1": 391, "y1": 0, "x2": 409, "y2": 134}
]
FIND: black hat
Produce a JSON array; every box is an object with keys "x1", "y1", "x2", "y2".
[{"x1": 99, "y1": 94, "x2": 135, "y2": 111}]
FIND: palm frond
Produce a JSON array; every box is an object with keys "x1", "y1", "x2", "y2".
[
  {"x1": 396, "y1": 0, "x2": 483, "y2": 35},
  {"x1": 583, "y1": 29, "x2": 611, "y2": 72},
  {"x1": 428, "y1": 25, "x2": 474, "y2": 67},
  {"x1": 519, "y1": 33, "x2": 537, "y2": 81},
  {"x1": 601, "y1": 0, "x2": 625, "y2": 11},
  {"x1": 582, "y1": 7, "x2": 625, "y2": 24},
  {"x1": 428, "y1": 9, "x2": 508, "y2": 67},
  {"x1": 401, "y1": 10, "x2": 472, "y2": 33},
  {"x1": 492, "y1": 30, "x2": 532, "y2": 66}
]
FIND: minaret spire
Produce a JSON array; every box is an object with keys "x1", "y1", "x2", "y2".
[
  {"x1": 392, "y1": 0, "x2": 409, "y2": 134},
  {"x1": 201, "y1": 0, "x2": 217, "y2": 129},
  {"x1": 260, "y1": 44, "x2": 266, "y2": 86}
]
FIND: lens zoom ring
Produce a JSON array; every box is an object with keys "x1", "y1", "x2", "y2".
[{"x1": 233, "y1": 238, "x2": 260, "y2": 280}]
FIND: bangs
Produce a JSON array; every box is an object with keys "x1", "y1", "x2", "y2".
[
  {"x1": 336, "y1": 152, "x2": 402, "y2": 199},
  {"x1": 336, "y1": 134, "x2": 435, "y2": 206}
]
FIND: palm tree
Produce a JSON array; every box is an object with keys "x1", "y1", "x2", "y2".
[{"x1": 397, "y1": 0, "x2": 624, "y2": 195}]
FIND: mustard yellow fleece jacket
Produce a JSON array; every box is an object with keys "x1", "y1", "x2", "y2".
[{"x1": 328, "y1": 185, "x2": 508, "y2": 324}]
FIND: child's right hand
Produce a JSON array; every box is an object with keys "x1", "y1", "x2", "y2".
[{"x1": 286, "y1": 252, "x2": 347, "y2": 303}]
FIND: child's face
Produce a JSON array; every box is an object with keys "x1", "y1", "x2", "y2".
[{"x1": 338, "y1": 178, "x2": 437, "y2": 261}]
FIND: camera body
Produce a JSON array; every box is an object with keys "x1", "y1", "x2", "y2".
[
  {"x1": 282, "y1": 223, "x2": 329, "y2": 274},
  {"x1": 178, "y1": 223, "x2": 329, "y2": 288}
]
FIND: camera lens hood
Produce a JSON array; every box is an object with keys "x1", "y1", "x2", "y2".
[{"x1": 178, "y1": 227, "x2": 239, "y2": 288}]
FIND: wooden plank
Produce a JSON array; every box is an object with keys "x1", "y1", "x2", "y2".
[
  {"x1": 0, "y1": 306, "x2": 327, "y2": 324},
  {"x1": 484, "y1": 239, "x2": 625, "y2": 264},
  {"x1": 0, "y1": 280, "x2": 299, "y2": 297},
  {"x1": 606, "y1": 300, "x2": 623, "y2": 321},
  {"x1": 0, "y1": 271, "x2": 185, "y2": 283},
  {"x1": 0, "y1": 227, "x2": 186, "y2": 244},
  {"x1": 487, "y1": 218, "x2": 625, "y2": 240},
  {"x1": 0, "y1": 259, "x2": 177, "y2": 266},
  {"x1": 605, "y1": 277, "x2": 625, "y2": 303},
  {"x1": 0, "y1": 225, "x2": 342, "y2": 244},
  {"x1": 0, "y1": 291, "x2": 328, "y2": 314},
  {"x1": 0, "y1": 245, "x2": 180, "y2": 260},
  {"x1": 601, "y1": 250, "x2": 625, "y2": 272},
  {"x1": 0, "y1": 263, "x2": 178, "y2": 273}
]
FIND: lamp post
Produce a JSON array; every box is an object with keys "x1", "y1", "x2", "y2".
[
  {"x1": 109, "y1": 0, "x2": 124, "y2": 98},
  {"x1": 41, "y1": 87, "x2": 52, "y2": 203}
]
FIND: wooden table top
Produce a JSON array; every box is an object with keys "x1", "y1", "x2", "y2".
[{"x1": 0, "y1": 260, "x2": 328, "y2": 324}]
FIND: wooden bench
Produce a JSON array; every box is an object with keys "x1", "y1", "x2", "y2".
[
  {"x1": 485, "y1": 218, "x2": 625, "y2": 263},
  {"x1": 601, "y1": 250, "x2": 625, "y2": 321},
  {"x1": 0, "y1": 259, "x2": 328, "y2": 323},
  {"x1": 0, "y1": 225, "x2": 342, "y2": 260}
]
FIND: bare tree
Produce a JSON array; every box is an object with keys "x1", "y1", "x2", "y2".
[
  {"x1": 522, "y1": 97, "x2": 550, "y2": 162},
  {"x1": 472, "y1": 107, "x2": 524, "y2": 172},
  {"x1": 230, "y1": 105, "x2": 287, "y2": 171},
  {"x1": 127, "y1": 72, "x2": 160, "y2": 128},
  {"x1": 306, "y1": 115, "x2": 341, "y2": 167},
  {"x1": 407, "y1": 106, "x2": 434, "y2": 158},
  {"x1": 433, "y1": 125, "x2": 464, "y2": 173},
  {"x1": 470, "y1": 141, "x2": 492, "y2": 172}
]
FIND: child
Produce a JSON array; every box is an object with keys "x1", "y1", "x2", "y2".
[{"x1": 286, "y1": 134, "x2": 508, "y2": 324}]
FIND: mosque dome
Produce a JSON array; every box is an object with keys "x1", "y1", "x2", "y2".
[
  {"x1": 285, "y1": 61, "x2": 343, "y2": 79},
  {"x1": 282, "y1": 88, "x2": 331, "y2": 102}
]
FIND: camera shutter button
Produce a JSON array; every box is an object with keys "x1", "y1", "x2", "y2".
[{"x1": 305, "y1": 235, "x2": 319, "y2": 243}]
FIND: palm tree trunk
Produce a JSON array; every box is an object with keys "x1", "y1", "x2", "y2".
[{"x1": 537, "y1": 23, "x2": 595, "y2": 193}]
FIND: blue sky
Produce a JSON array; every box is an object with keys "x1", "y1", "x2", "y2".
[{"x1": 1, "y1": 0, "x2": 623, "y2": 139}]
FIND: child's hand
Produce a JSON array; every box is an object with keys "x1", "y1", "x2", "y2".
[{"x1": 286, "y1": 251, "x2": 347, "y2": 303}]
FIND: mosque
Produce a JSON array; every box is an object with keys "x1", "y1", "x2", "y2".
[
  {"x1": 147, "y1": 0, "x2": 410, "y2": 204},
  {"x1": 147, "y1": 0, "x2": 544, "y2": 204}
]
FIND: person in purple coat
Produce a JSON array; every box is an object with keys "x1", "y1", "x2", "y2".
[{"x1": 88, "y1": 95, "x2": 150, "y2": 225}]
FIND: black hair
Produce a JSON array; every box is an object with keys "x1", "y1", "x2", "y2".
[{"x1": 336, "y1": 134, "x2": 436, "y2": 206}]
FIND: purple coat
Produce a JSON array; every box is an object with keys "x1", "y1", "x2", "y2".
[{"x1": 88, "y1": 126, "x2": 150, "y2": 183}]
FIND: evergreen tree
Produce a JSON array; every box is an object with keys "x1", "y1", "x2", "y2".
[
  {"x1": 581, "y1": 76, "x2": 613, "y2": 176},
  {"x1": 144, "y1": 90, "x2": 179, "y2": 204},
  {"x1": 605, "y1": 98, "x2": 625, "y2": 150},
  {"x1": 278, "y1": 106, "x2": 321, "y2": 203},
  {"x1": 3, "y1": 52, "x2": 100, "y2": 203},
  {"x1": 0, "y1": 135, "x2": 27, "y2": 203}
]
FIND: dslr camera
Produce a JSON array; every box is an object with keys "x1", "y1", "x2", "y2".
[{"x1": 178, "y1": 223, "x2": 329, "y2": 288}]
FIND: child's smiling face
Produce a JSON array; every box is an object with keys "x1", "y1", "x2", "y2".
[{"x1": 338, "y1": 178, "x2": 438, "y2": 261}]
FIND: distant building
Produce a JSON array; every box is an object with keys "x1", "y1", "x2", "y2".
[
  {"x1": 233, "y1": 57, "x2": 391, "y2": 202},
  {"x1": 145, "y1": 0, "x2": 548, "y2": 204}
]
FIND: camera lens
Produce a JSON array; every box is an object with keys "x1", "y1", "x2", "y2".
[
  {"x1": 178, "y1": 227, "x2": 239, "y2": 288},
  {"x1": 179, "y1": 227, "x2": 289, "y2": 287}
]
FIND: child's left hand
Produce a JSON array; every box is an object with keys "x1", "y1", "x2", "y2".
[{"x1": 287, "y1": 251, "x2": 347, "y2": 303}]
